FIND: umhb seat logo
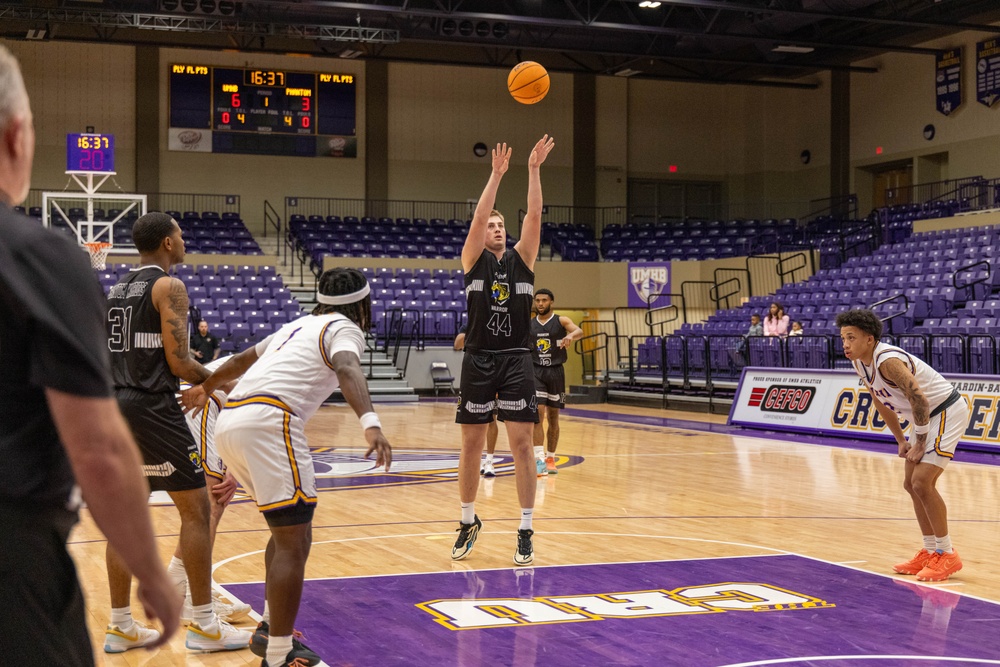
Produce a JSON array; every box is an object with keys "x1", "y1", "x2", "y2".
[
  {"x1": 418, "y1": 581, "x2": 834, "y2": 630},
  {"x1": 749, "y1": 385, "x2": 815, "y2": 414},
  {"x1": 630, "y1": 266, "x2": 668, "y2": 305},
  {"x1": 492, "y1": 280, "x2": 510, "y2": 305}
]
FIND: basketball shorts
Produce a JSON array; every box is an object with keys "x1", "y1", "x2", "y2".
[
  {"x1": 918, "y1": 395, "x2": 969, "y2": 470},
  {"x1": 116, "y1": 387, "x2": 206, "y2": 492},
  {"x1": 183, "y1": 391, "x2": 228, "y2": 481},
  {"x1": 0, "y1": 505, "x2": 93, "y2": 667},
  {"x1": 457, "y1": 351, "x2": 538, "y2": 424},
  {"x1": 534, "y1": 364, "x2": 567, "y2": 409},
  {"x1": 215, "y1": 397, "x2": 317, "y2": 525}
]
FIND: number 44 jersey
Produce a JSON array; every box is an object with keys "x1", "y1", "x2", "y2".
[
  {"x1": 463, "y1": 249, "x2": 534, "y2": 353},
  {"x1": 106, "y1": 266, "x2": 179, "y2": 393}
]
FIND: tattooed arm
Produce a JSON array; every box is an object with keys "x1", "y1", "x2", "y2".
[
  {"x1": 153, "y1": 276, "x2": 211, "y2": 384},
  {"x1": 878, "y1": 357, "x2": 930, "y2": 462}
]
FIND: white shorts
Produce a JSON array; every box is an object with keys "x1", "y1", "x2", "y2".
[
  {"x1": 215, "y1": 398, "x2": 317, "y2": 513},
  {"x1": 184, "y1": 393, "x2": 227, "y2": 480},
  {"x1": 919, "y1": 397, "x2": 969, "y2": 469}
]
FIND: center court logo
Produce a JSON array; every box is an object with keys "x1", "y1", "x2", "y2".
[{"x1": 748, "y1": 385, "x2": 815, "y2": 414}]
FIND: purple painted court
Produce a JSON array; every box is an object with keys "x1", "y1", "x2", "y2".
[{"x1": 226, "y1": 555, "x2": 1000, "y2": 666}]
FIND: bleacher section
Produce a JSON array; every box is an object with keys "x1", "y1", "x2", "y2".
[
  {"x1": 599, "y1": 218, "x2": 797, "y2": 261},
  {"x1": 362, "y1": 266, "x2": 467, "y2": 344},
  {"x1": 97, "y1": 263, "x2": 301, "y2": 353}
]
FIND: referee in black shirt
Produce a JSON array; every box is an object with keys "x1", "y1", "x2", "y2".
[{"x1": 0, "y1": 45, "x2": 179, "y2": 665}]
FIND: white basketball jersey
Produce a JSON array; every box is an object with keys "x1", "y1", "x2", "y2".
[
  {"x1": 227, "y1": 313, "x2": 366, "y2": 422},
  {"x1": 852, "y1": 342, "x2": 954, "y2": 423},
  {"x1": 180, "y1": 356, "x2": 232, "y2": 476}
]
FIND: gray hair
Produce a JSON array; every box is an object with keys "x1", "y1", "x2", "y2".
[{"x1": 0, "y1": 44, "x2": 30, "y2": 129}]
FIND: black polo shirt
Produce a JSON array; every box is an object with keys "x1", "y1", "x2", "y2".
[
  {"x1": 0, "y1": 204, "x2": 112, "y2": 509},
  {"x1": 190, "y1": 331, "x2": 220, "y2": 361}
]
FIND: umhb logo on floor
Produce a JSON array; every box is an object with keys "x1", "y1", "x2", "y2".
[{"x1": 749, "y1": 385, "x2": 815, "y2": 414}]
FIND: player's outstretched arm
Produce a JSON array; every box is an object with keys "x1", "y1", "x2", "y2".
[
  {"x1": 180, "y1": 344, "x2": 260, "y2": 414},
  {"x1": 154, "y1": 276, "x2": 211, "y2": 384},
  {"x1": 558, "y1": 315, "x2": 583, "y2": 348},
  {"x1": 47, "y1": 390, "x2": 182, "y2": 647},
  {"x1": 462, "y1": 142, "x2": 511, "y2": 273},
  {"x1": 331, "y1": 350, "x2": 393, "y2": 471},
  {"x1": 879, "y1": 358, "x2": 931, "y2": 462},
  {"x1": 516, "y1": 134, "x2": 555, "y2": 271}
]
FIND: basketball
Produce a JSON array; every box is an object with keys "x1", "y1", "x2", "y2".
[{"x1": 507, "y1": 61, "x2": 550, "y2": 105}]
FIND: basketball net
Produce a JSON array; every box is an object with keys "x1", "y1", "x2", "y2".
[{"x1": 83, "y1": 242, "x2": 113, "y2": 271}]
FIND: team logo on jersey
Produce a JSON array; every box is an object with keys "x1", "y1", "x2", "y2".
[
  {"x1": 750, "y1": 385, "x2": 815, "y2": 414},
  {"x1": 536, "y1": 338, "x2": 552, "y2": 354},
  {"x1": 630, "y1": 267, "x2": 669, "y2": 305},
  {"x1": 491, "y1": 280, "x2": 510, "y2": 305}
]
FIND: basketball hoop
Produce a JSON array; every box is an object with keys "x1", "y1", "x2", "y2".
[{"x1": 83, "y1": 242, "x2": 113, "y2": 271}]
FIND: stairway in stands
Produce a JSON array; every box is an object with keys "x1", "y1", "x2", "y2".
[{"x1": 255, "y1": 235, "x2": 418, "y2": 403}]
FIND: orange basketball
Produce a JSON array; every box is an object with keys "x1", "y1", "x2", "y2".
[{"x1": 507, "y1": 61, "x2": 550, "y2": 105}]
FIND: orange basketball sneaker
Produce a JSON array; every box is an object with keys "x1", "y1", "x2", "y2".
[
  {"x1": 893, "y1": 549, "x2": 936, "y2": 575},
  {"x1": 916, "y1": 549, "x2": 963, "y2": 582}
]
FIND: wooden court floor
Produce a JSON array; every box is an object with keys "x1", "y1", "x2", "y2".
[{"x1": 70, "y1": 401, "x2": 1000, "y2": 666}]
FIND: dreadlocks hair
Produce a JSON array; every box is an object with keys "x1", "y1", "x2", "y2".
[
  {"x1": 834, "y1": 308, "x2": 883, "y2": 341},
  {"x1": 313, "y1": 267, "x2": 372, "y2": 330},
  {"x1": 132, "y1": 212, "x2": 177, "y2": 253}
]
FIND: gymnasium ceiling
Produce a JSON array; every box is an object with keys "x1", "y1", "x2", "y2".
[{"x1": 2, "y1": 0, "x2": 1000, "y2": 88}]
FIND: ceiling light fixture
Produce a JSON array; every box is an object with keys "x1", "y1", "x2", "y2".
[
  {"x1": 772, "y1": 45, "x2": 815, "y2": 54},
  {"x1": 639, "y1": 1, "x2": 662, "y2": 8},
  {"x1": 614, "y1": 67, "x2": 642, "y2": 77}
]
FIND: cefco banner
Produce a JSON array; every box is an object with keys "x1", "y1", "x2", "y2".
[
  {"x1": 628, "y1": 261, "x2": 671, "y2": 308},
  {"x1": 935, "y1": 48, "x2": 962, "y2": 116},
  {"x1": 728, "y1": 367, "x2": 1000, "y2": 454}
]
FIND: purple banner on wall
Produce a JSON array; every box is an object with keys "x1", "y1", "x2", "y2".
[
  {"x1": 976, "y1": 39, "x2": 1000, "y2": 108},
  {"x1": 627, "y1": 261, "x2": 671, "y2": 308},
  {"x1": 935, "y1": 48, "x2": 962, "y2": 116}
]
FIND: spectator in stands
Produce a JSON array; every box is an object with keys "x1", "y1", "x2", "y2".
[
  {"x1": 747, "y1": 314, "x2": 763, "y2": 337},
  {"x1": 789, "y1": 321, "x2": 804, "y2": 337},
  {"x1": 763, "y1": 302, "x2": 789, "y2": 337},
  {"x1": 191, "y1": 319, "x2": 220, "y2": 361}
]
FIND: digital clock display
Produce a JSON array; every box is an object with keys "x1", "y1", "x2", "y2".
[
  {"x1": 168, "y1": 64, "x2": 357, "y2": 158},
  {"x1": 66, "y1": 133, "x2": 115, "y2": 172}
]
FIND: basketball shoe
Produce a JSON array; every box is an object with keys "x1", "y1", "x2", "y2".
[
  {"x1": 893, "y1": 549, "x2": 936, "y2": 575},
  {"x1": 181, "y1": 589, "x2": 253, "y2": 624},
  {"x1": 514, "y1": 528, "x2": 534, "y2": 566},
  {"x1": 482, "y1": 460, "x2": 496, "y2": 477},
  {"x1": 916, "y1": 549, "x2": 963, "y2": 582},
  {"x1": 185, "y1": 618, "x2": 253, "y2": 651},
  {"x1": 451, "y1": 515, "x2": 482, "y2": 560},
  {"x1": 103, "y1": 621, "x2": 160, "y2": 653},
  {"x1": 545, "y1": 456, "x2": 557, "y2": 474},
  {"x1": 536, "y1": 459, "x2": 548, "y2": 477},
  {"x1": 251, "y1": 621, "x2": 320, "y2": 665}
]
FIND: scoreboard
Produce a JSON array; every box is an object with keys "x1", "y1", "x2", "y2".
[{"x1": 168, "y1": 64, "x2": 357, "y2": 158}]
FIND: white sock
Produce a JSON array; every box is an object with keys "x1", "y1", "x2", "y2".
[
  {"x1": 110, "y1": 607, "x2": 132, "y2": 629},
  {"x1": 484, "y1": 453, "x2": 493, "y2": 464},
  {"x1": 267, "y1": 635, "x2": 293, "y2": 667},
  {"x1": 167, "y1": 556, "x2": 187, "y2": 596},
  {"x1": 936, "y1": 534, "x2": 953, "y2": 554},
  {"x1": 519, "y1": 507, "x2": 534, "y2": 531},
  {"x1": 263, "y1": 600, "x2": 271, "y2": 624},
  {"x1": 461, "y1": 502, "x2": 475, "y2": 524},
  {"x1": 923, "y1": 535, "x2": 936, "y2": 553},
  {"x1": 533, "y1": 445, "x2": 544, "y2": 460},
  {"x1": 191, "y1": 602, "x2": 215, "y2": 627}
]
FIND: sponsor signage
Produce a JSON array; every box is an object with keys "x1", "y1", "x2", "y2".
[
  {"x1": 935, "y1": 48, "x2": 962, "y2": 116},
  {"x1": 628, "y1": 261, "x2": 671, "y2": 308},
  {"x1": 729, "y1": 367, "x2": 1000, "y2": 454}
]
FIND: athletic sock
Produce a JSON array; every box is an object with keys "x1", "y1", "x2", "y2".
[
  {"x1": 922, "y1": 535, "x2": 936, "y2": 553},
  {"x1": 191, "y1": 603, "x2": 214, "y2": 628},
  {"x1": 110, "y1": 607, "x2": 133, "y2": 630},
  {"x1": 461, "y1": 502, "x2": 475, "y2": 524},
  {"x1": 167, "y1": 556, "x2": 187, "y2": 597},
  {"x1": 519, "y1": 507, "x2": 534, "y2": 531},
  {"x1": 484, "y1": 453, "x2": 493, "y2": 464},
  {"x1": 267, "y1": 635, "x2": 293, "y2": 667},
  {"x1": 533, "y1": 445, "x2": 544, "y2": 460},
  {"x1": 936, "y1": 535, "x2": 953, "y2": 554},
  {"x1": 262, "y1": 600, "x2": 271, "y2": 624}
]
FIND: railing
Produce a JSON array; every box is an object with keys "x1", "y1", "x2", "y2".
[
  {"x1": 22, "y1": 189, "x2": 241, "y2": 218},
  {"x1": 284, "y1": 197, "x2": 474, "y2": 225},
  {"x1": 869, "y1": 292, "x2": 910, "y2": 335},
  {"x1": 645, "y1": 298, "x2": 682, "y2": 337},
  {"x1": 885, "y1": 176, "x2": 984, "y2": 208},
  {"x1": 806, "y1": 194, "x2": 858, "y2": 222},
  {"x1": 518, "y1": 205, "x2": 626, "y2": 240},
  {"x1": 709, "y1": 277, "x2": 743, "y2": 311},
  {"x1": 263, "y1": 199, "x2": 281, "y2": 240},
  {"x1": 574, "y1": 331, "x2": 614, "y2": 383},
  {"x1": 745, "y1": 253, "x2": 810, "y2": 296},
  {"x1": 953, "y1": 259, "x2": 991, "y2": 294}
]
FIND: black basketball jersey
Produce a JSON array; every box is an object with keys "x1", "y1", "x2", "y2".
[
  {"x1": 107, "y1": 266, "x2": 178, "y2": 393},
  {"x1": 464, "y1": 249, "x2": 534, "y2": 352},
  {"x1": 531, "y1": 313, "x2": 568, "y2": 366}
]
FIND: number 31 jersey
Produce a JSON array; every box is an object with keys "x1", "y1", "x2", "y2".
[{"x1": 463, "y1": 248, "x2": 534, "y2": 353}]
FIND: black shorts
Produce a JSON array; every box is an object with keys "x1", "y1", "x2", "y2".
[
  {"x1": 116, "y1": 387, "x2": 206, "y2": 492},
  {"x1": 534, "y1": 364, "x2": 567, "y2": 409},
  {"x1": 457, "y1": 351, "x2": 538, "y2": 424},
  {"x1": 0, "y1": 505, "x2": 93, "y2": 666}
]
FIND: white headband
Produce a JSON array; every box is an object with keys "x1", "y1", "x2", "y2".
[{"x1": 316, "y1": 282, "x2": 371, "y2": 305}]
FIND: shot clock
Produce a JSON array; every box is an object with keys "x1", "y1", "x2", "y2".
[{"x1": 66, "y1": 133, "x2": 115, "y2": 173}]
